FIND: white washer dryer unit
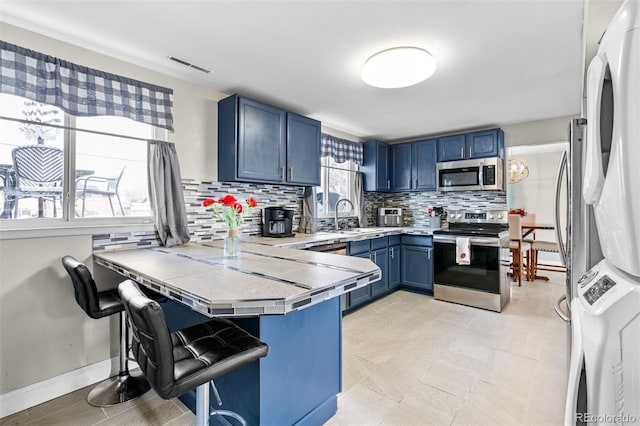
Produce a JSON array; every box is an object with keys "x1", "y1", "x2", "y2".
[
  {"x1": 566, "y1": 259, "x2": 640, "y2": 426},
  {"x1": 583, "y1": 0, "x2": 640, "y2": 277}
]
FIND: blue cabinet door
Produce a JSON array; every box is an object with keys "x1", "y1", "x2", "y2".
[
  {"x1": 361, "y1": 140, "x2": 390, "y2": 192},
  {"x1": 466, "y1": 129, "x2": 504, "y2": 159},
  {"x1": 412, "y1": 139, "x2": 437, "y2": 191},
  {"x1": 391, "y1": 143, "x2": 412, "y2": 191},
  {"x1": 437, "y1": 134, "x2": 466, "y2": 162},
  {"x1": 388, "y1": 245, "x2": 401, "y2": 290},
  {"x1": 347, "y1": 239, "x2": 370, "y2": 256},
  {"x1": 237, "y1": 97, "x2": 286, "y2": 182},
  {"x1": 401, "y1": 245, "x2": 433, "y2": 293},
  {"x1": 347, "y1": 252, "x2": 372, "y2": 308},
  {"x1": 370, "y1": 248, "x2": 389, "y2": 298},
  {"x1": 286, "y1": 113, "x2": 321, "y2": 186}
]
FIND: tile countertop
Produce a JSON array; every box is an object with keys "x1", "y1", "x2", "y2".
[
  {"x1": 242, "y1": 226, "x2": 439, "y2": 249},
  {"x1": 94, "y1": 240, "x2": 382, "y2": 316}
]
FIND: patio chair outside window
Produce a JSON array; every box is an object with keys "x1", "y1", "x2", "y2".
[
  {"x1": 10, "y1": 145, "x2": 64, "y2": 218},
  {"x1": 76, "y1": 166, "x2": 126, "y2": 217}
]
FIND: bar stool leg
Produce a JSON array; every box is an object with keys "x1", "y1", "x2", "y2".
[
  {"x1": 196, "y1": 383, "x2": 210, "y2": 426},
  {"x1": 87, "y1": 311, "x2": 150, "y2": 407}
]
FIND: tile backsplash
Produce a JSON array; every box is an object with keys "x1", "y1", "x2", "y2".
[
  {"x1": 94, "y1": 179, "x2": 304, "y2": 251},
  {"x1": 182, "y1": 180, "x2": 303, "y2": 242},
  {"x1": 364, "y1": 190, "x2": 507, "y2": 228},
  {"x1": 93, "y1": 180, "x2": 506, "y2": 250}
]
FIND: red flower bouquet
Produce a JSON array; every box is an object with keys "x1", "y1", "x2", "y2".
[
  {"x1": 509, "y1": 208, "x2": 527, "y2": 216},
  {"x1": 202, "y1": 195, "x2": 258, "y2": 232}
]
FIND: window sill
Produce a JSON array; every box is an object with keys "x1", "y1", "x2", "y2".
[{"x1": 0, "y1": 220, "x2": 155, "y2": 240}]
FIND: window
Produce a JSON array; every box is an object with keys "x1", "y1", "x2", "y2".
[
  {"x1": 317, "y1": 157, "x2": 357, "y2": 217},
  {"x1": 75, "y1": 117, "x2": 151, "y2": 218},
  {"x1": 0, "y1": 93, "x2": 153, "y2": 222}
]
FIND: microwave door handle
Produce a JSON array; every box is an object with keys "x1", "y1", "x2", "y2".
[{"x1": 478, "y1": 161, "x2": 484, "y2": 190}]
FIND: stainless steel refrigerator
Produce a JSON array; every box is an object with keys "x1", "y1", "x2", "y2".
[{"x1": 554, "y1": 118, "x2": 604, "y2": 323}]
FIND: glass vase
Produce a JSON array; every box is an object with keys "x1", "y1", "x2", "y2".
[{"x1": 224, "y1": 229, "x2": 241, "y2": 259}]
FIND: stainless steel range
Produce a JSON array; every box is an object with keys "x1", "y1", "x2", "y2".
[{"x1": 433, "y1": 209, "x2": 510, "y2": 312}]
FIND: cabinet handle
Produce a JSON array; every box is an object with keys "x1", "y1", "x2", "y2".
[
  {"x1": 460, "y1": 147, "x2": 464, "y2": 158},
  {"x1": 390, "y1": 247, "x2": 394, "y2": 259},
  {"x1": 415, "y1": 179, "x2": 418, "y2": 188},
  {"x1": 288, "y1": 167, "x2": 293, "y2": 181},
  {"x1": 427, "y1": 250, "x2": 431, "y2": 260},
  {"x1": 281, "y1": 166, "x2": 285, "y2": 181},
  {"x1": 387, "y1": 180, "x2": 390, "y2": 189}
]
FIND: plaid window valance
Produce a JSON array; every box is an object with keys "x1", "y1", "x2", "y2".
[
  {"x1": 320, "y1": 133, "x2": 363, "y2": 165},
  {"x1": 0, "y1": 41, "x2": 174, "y2": 131}
]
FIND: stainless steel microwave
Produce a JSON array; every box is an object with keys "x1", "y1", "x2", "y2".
[{"x1": 437, "y1": 157, "x2": 504, "y2": 191}]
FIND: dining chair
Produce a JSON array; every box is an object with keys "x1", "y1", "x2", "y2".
[
  {"x1": 530, "y1": 240, "x2": 566, "y2": 281},
  {"x1": 10, "y1": 145, "x2": 64, "y2": 218},
  {"x1": 76, "y1": 166, "x2": 126, "y2": 217},
  {"x1": 508, "y1": 214, "x2": 532, "y2": 286}
]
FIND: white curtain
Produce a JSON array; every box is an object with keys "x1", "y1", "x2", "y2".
[
  {"x1": 300, "y1": 186, "x2": 317, "y2": 234},
  {"x1": 148, "y1": 140, "x2": 190, "y2": 246},
  {"x1": 353, "y1": 172, "x2": 366, "y2": 228}
]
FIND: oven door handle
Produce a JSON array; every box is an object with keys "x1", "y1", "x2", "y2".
[{"x1": 433, "y1": 235, "x2": 500, "y2": 247}]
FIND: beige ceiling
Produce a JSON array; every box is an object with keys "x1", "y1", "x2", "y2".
[{"x1": 0, "y1": 0, "x2": 624, "y2": 141}]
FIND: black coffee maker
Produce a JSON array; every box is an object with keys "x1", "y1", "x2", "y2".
[{"x1": 262, "y1": 207, "x2": 295, "y2": 237}]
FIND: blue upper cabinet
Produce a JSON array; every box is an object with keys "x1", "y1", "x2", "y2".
[
  {"x1": 466, "y1": 129, "x2": 504, "y2": 159},
  {"x1": 361, "y1": 140, "x2": 390, "y2": 192},
  {"x1": 437, "y1": 129, "x2": 505, "y2": 162},
  {"x1": 391, "y1": 144, "x2": 412, "y2": 191},
  {"x1": 218, "y1": 95, "x2": 320, "y2": 186},
  {"x1": 437, "y1": 134, "x2": 466, "y2": 162},
  {"x1": 286, "y1": 113, "x2": 321, "y2": 186},
  {"x1": 412, "y1": 139, "x2": 437, "y2": 191}
]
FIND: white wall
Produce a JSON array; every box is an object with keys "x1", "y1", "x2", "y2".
[{"x1": 504, "y1": 115, "x2": 571, "y2": 264}]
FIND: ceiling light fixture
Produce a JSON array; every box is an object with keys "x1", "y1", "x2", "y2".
[
  {"x1": 361, "y1": 47, "x2": 436, "y2": 89},
  {"x1": 509, "y1": 157, "x2": 530, "y2": 183}
]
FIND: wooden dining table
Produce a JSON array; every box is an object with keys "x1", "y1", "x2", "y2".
[{"x1": 522, "y1": 222, "x2": 555, "y2": 238}]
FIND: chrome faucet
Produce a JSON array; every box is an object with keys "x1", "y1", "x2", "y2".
[{"x1": 334, "y1": 198, "x2": 354, "y2": 231}]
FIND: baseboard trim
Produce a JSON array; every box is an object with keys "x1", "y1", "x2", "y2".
[{"x1": 0, "y1": 356, "x2": 118, "y2": 419}]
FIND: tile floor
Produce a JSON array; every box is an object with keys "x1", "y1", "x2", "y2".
[{"x1": 1, "y1": 272, "x2": 569, "y2": 426}]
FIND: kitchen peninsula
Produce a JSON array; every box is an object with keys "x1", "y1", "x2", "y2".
[{"x1": 94, "y1": 240, "x2": 380, "y2": 425}]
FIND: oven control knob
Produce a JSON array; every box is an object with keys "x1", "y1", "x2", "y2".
[
  {"x1": 497, "y1": 214, "x2": 503, "y2": 219},
  {"x1": 489, "y1": 214, "x2": 495, "y2": 219},
  {"x1": 457, "y1": 214, "x2": 463, "y2": 219}
]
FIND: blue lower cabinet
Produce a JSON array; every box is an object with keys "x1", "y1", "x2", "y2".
[
  {"x1": 389, "y1": 245, "x2": 401, "y2": 290},
  {"x1": 401, "y1": 245, "x2": 434, "y2": 293},
  {"x1": 170, "y1": 297, "x2": 342, "y2": 425},
  {"x1": 347, "y1": 239, "x2": 370, "y2": 256},
  {"x1": 370, "y1": 247, "x2": 389, "y2": 298},
  {"x1": 347, "y1": 252, "x2": 372, "y2": 309}
]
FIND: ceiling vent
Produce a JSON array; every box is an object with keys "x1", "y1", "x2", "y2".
[{"x1": 168, "y1": 56, "x2": 211, "y2": 74}]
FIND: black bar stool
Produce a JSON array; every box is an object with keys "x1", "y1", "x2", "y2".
[
  {"x1": 61, "y1": 256, "x2": 150, "y2": 407},
  {"x1": 118, "y1": 280, "x2": 269, "y2": 426}
]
